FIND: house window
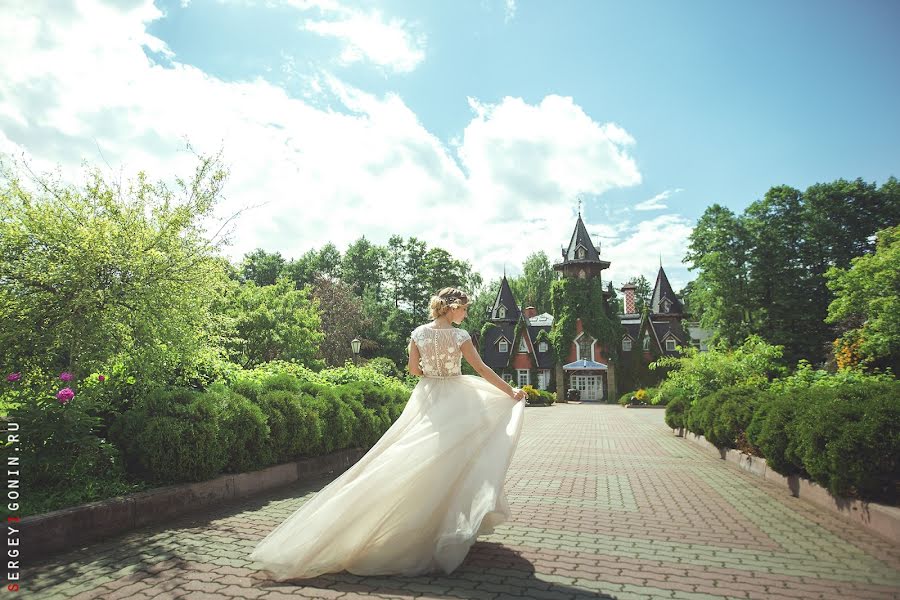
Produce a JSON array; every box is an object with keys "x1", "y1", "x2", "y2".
[
  {"x1": 622, "y1": 338, "x2": 632, "y2": 352},
  {"x1": 661, "y1": 298, "x2": 671, "y2": 313},
  {"x1": 518, "y1": 337, "x2": 528, "y2": 352},
  {"x1": 577, "y1": 247, "x2": 586, "y2": 259},
  {"x1": 498, "y1": 339, "x2": 509, "y2": 353},
  {"x1": 642, "y1": 336, "x2": 650, "y2": 351},
  {"x1": 497, "y1": 305, "x2": 506, "y2": 319},
  {"x1": 578, "y1": 269, "x2": 586, "y2": 279},
  {"x1": 665, "y1": 339, "x2": 677, "y2": 352},
  {"x1": 537, "y1": 370, "x2": 549, "y2": 390},
  {"x1": 502, "y1": 373, "x2": 513, "y2": 384},
  {"x1": 517, "y1": 369, "x2": 529, "y2": 386},
  {"x1": 538, "y1": 341, "x2": 548, "y2": 353},
  {"x1": 577, "y1": 335, "x2": 593, "y2": 361}
]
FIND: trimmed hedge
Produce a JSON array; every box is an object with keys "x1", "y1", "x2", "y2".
[
  {"x1": 672, "y1": 374, "x2": 899, "y2": 505},
  {"x1": 108, "y1": 370, "x2": 412, "y2": 486},
  {"x1": 748, "y1": 379, "x2": 899, "y2": 503}
]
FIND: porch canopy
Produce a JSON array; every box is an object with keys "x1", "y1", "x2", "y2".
[{"x1": 562, "y1": 359, "x2": 608, "y2": 371}]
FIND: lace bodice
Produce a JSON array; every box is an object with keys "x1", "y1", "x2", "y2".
[{"x1": 410, "y1": 325, "x2": 472, "y2": 377}]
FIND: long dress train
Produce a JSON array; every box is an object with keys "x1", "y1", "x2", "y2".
[{"x1": 249, "y1": 325, "x2": 525, "y2": 580}]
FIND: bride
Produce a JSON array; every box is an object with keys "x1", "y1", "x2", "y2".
[{"x1": 250, "y1": 287, "x2": 527, "y2": 580}]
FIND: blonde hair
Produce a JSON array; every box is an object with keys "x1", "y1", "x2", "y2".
[{"x1": 429, "y1": 287, "x2": 470, "y2": 320}]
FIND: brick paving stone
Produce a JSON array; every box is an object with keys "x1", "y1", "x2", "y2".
[{"x1": 16, "y1": 404, "x2": 900, "y2": 600}]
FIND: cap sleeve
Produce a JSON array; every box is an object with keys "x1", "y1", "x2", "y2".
[{"x1": 456, "y1": 328, "x2": 471, "y2": 347}]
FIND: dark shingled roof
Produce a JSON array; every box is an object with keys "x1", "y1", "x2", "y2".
[
  {"x1": 482, "y1": 323, "x2": 516, "y2": 369},
  {"x1": 651, "y1": 320, "x2": 687, "y2": 355},
  {"x1": 650, "y1": 266, "x2": 684, "y2": 315},
  {"x1": 490, "y1": 276, "x2": 520, "y2": 322},
  {"x1": 526, "y1": 324, "x2": 555, "y2": 368},
  {"x1": 561, "y1": 214, "x2": 602, "y2": 263}
]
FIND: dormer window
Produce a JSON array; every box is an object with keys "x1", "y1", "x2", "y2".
[
  {"x1": 518, "y1": 338, "x2": 528, "y2": 352},
  {"x1": 538, "y1": 341, "x2": 548, "y2": 353},
  {"x1": 661, "y1": 298, "x2": 671, "y2": 313},
  {"x1": 497, "y1": 305, "x2": 506, "y2": 319},
  {"x1": 498, "y1": 339, "x2": 509, "y2": 353},
  {"x1": 577, "y1": 335, "x2": 594, "y2": 361},
  {"x1": 622, "y1": 337, "x2": 632, "y2": 352},
  {"x1": 576, "y1": 247, "x2": 586, "y2": 259},
  {"x1": 665, "y1": 339, "x2": 677, "y2": 352}
]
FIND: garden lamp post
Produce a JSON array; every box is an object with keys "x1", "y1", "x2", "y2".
[{"x1": 351, "y1": 337, "x2": 361, "y2": 366}]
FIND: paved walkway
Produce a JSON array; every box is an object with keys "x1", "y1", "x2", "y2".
[{"x1": 19, "y1": 404, "x2": 900, "y2": 600}]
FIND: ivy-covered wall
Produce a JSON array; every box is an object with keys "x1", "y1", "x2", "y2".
[{"x1": 549, "y1": 277, "x2": 623, "y2": 396}]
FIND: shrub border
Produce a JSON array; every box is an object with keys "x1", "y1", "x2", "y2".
[
  {"x1": 674, "y1": 428, "x2": 900, "y2": 545},
  {"x1": 19, "y1": 447, "x2": 367, "y2": 560}
]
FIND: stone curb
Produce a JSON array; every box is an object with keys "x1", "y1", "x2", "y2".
[
  {"x1": 20, "y1": 447, "x2": 367, "y2": 559},
  {"x1": 674, "y1": 428, "x2": 900, "y2": 545}
]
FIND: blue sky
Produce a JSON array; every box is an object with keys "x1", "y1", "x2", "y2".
[{"x1": 2, "y1": 0, "x2": 898, "y2": 297}]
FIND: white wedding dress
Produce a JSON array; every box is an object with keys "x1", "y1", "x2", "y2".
[{"x1": 249, "y1": 325, "x2": 525, "y2": 580}]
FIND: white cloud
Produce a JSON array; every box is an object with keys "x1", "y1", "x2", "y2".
[
  {"x1": 290, "y1": 0, "x2": 425, "y2": 73},
  {"x1": 0, "y1": 0, "x2": 645, "y2": 289},
  {"x1": 601, "y1": 213, "x2": 694, "y2": 292},
  {"x1": 634, "y1": 187, "x2": 683, "y2": 211}
]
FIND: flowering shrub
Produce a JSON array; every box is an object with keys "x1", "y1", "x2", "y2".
[{"x1": 5, "y1": 368, "x2": 135, "y2": 516}]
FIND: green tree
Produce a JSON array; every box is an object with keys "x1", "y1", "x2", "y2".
[
  {"x1": 0, "y1": 153, "x2": 233, "y2": 384},
  {"x1": 317, "y1": 242, "x2": 342, "y2": 280},
  {"x1": 311, "y1": 276, "x2": 372, "y2": 366},
  {"x1": 342, "y1": 236, "x2": 386, "y2": 299},
  {"x1": 384, "y1": 235, "x2": 405, "y2": 308},
  {"x1": 825, "y1": 226, "x2": 900, "y2": 372},
  {"x1": 744, "y1": 186, "x2": 819, "y2": 364},
  {"x1": 511, "y1": 251, "x2": 554, "y2": 313},
  {"x1": 219, "y1": 277, "x2": 324, "y2": 368},
  {"x1": 283, "y1": 249, "x2": 319, "y2": 289},
  {"x1": 685, "y1": 204, "x2": 754, "y2": 348},
  {"x1": 239, "y1": 248, "x2": 285, "y2": 286}
]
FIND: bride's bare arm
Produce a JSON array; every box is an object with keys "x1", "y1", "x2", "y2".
[
  {"x1": 460, "y1": 340, "x2": 524, "y2": 400},
  {"x1": 407, "y1": 340, "x2": 424, "y2": 376}
]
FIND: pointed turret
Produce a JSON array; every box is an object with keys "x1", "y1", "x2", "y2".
[
  {"x1": 650, "y1": 266, "x2": 684, "y2": 316},
  {"x1": 489, "y1": 275, "x2": 520, "y2": 322},
  {"x1": 554, "y1": 212, "x2": 611, "y2": 279}
]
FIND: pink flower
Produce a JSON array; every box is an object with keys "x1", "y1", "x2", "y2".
[
  {"x1": 59, "y1": 372, "x2": 74, "y2": 382},
  {"x1": 56, "y1": 387, "x2": 75, "y2": 404},
  {"x1": 98, "y1": 374, "x2": 106, "y2": 382},
  {"x1": 6, "y1": 372, "x2": 21, "y2": 382}
]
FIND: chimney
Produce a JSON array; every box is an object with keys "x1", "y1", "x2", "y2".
[
  {"x1": 523, "y1": 306, "x2": 537, "y2": 319},
  {"x1": 621, "y1": 284, "x2": 636, "y2": 314}
]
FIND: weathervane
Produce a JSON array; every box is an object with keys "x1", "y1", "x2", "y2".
[{"x1": 577, "y1": 195, "x2": 583, "y2": 216}]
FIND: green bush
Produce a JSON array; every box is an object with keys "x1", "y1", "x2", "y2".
[
  {"x1": 256, "y1": 389, "x2": 322, "y2": 462},
  {"x1": 618, "y1": 391, "x2": 635, "y2": 406},
  {"x1": 300, "y1": 388, "x2": 355, "y2": 453},
  {"x1": 204, "y1": 383, "x2": 270, "y2": 472},
  {"x1": 11, "y1": 392, "x2": 134, "y2": 516},
  {"x1": 792, "y1": 380, "x2": 899, "y2": 503},
  {"x1": 702, "y1": 384, "x2": 761, "y2": 450},
  {"x1": 365, "y1": 356, "x2": 401, "y2": 378},
  {"x1": 112, "y1": 388, "x2": 227, "y2": 483},
  {"x1": 685, "y1": 392, "x2": 716, "y2": 440},
  {"x1": 746, "y1": 393, "x2": 805, "y2": 476},
  {"x1": 663, "y1": 388, "x2": 690, "y2": 430},
  {"x1": 522, "y1": 385, "x2": 555, "y2": 405}
]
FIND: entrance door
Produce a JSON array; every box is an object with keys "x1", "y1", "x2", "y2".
[{"x1": 571, "y1": 375, "x2": 601, "y2": 401}]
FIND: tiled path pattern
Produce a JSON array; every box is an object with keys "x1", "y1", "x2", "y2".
[{"x1": 18, "y1": 404, "x2": 900, "y2": 599}]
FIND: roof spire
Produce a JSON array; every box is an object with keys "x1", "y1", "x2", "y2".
[{"x1": 577, "y1": 196, "x2": 582, "y2": 216}]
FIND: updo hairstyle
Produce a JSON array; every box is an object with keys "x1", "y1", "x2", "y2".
[{"x1": 429, "y1": 287, "x2": 470, "y2": 320}]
